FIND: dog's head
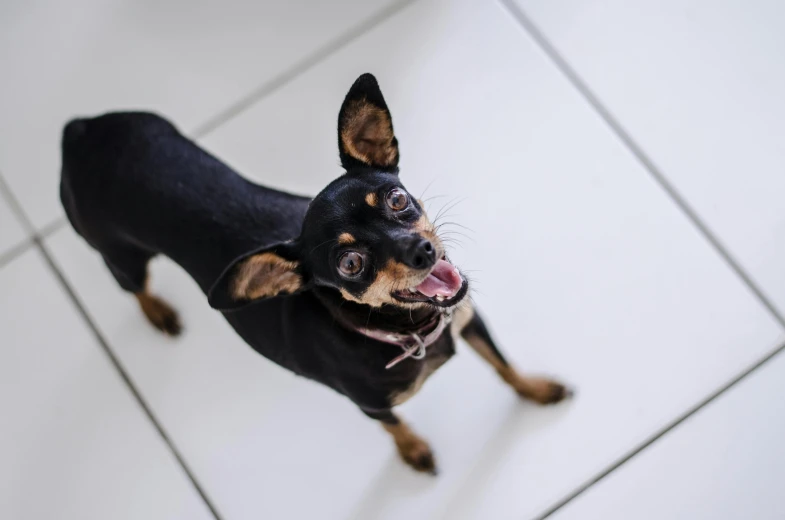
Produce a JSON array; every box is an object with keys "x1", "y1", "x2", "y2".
[{"x1": 209, "y1": 74, "x2": 468, "y2": 312}]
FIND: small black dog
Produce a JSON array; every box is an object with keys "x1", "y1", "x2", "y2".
[{"x1": 60, "y1": 74, "x2": 569, "y2": 473}]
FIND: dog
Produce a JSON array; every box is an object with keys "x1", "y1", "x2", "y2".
[{"x1": 60, "y1": 73, "x2": 570, "y2": 474}]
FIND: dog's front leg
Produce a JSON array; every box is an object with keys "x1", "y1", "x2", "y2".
[
  {"x1": 363, "y1": 408, "x2": 436, "y2": 474},
  {"x1": 453, "y1": 304, "x2": 571, "y2": 404}
]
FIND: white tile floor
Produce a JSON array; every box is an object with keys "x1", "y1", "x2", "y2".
[{"x1": 2, "y1": 0, "x2": 784, "y2": 519}]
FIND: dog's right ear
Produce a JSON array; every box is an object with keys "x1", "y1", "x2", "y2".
[
  {"x1": 208, "y1": 241, "x2": 306, "y2": 311},
  {"x1": 338, "y1": 73, "x2": 399, "y2": 172}
]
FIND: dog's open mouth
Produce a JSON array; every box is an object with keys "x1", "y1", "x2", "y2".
[{"x1": 392, "y1": 257, "x2": 468, "y2": 307}]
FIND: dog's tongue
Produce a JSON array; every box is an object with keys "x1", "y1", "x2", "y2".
[{"x1": 416, "y1": 259, "x2": 463, "y2": 298}]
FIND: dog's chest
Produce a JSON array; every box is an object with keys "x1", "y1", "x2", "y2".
[{"x1": 389, "y1": 334, "x2": 455, "y2": 406}]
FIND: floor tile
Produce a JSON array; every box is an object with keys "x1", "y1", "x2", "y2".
[
  {"x1": 0, "y1": 248, "x2": 213, "y2": 520},
  {"x1": 551, "y1": 346, "x2": 785, "y2": 520},
  {"x1": 512, "y1": 0, "x2": 785, "y2": 317},
  {"x1": 47, "y1": 226, "x2": 398, "y2": 520},
  {"x1": 0, "y1": 185, "x2": 28, "y2": 259},
  {"x1": 0, "y1": 0, "x2": 400, "y2": 231},
  {"x1": 46, "y1": 0, "x2": 784, "y2": 518}
]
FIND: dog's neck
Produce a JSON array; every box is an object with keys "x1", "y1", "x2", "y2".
[{"x1": 312, "y1": 287, "x2": 443, "y2": 335}]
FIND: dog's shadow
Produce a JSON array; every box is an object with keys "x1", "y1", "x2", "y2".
[{"x1": 346, "y1": 397, "x2": 573, "y2": 520}]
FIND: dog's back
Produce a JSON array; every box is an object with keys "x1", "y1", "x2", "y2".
[{"x1": 60, "y1": 112, "x2": 310, "y2": 293}]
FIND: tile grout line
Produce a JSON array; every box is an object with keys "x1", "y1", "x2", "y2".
[
  {"x1": 0, "y1": 217, "x2": 67, "y2": 269},
  {"x1": 531, "y1": 338, "x2": 785, "y2": 520},
  {"x1": 191, "y1": 0, "x2": 419, "y2": 139},
  {"x1": 497, "y1": 1, "x2": 785, "y2": 517},
  {"x1": 2, "y1": 0, "x2": 418, "y2": 237},
  {"x1": 1, "y1": 1, "x2": 418, "y2": 515},
  {"x1": 4, "y1": 165, "x2": 223, "y2": 516},
  {"x1": 38, "y1": 215, "x2": 68, "y2": 238},
  {"x1": 36, "y1": 239, "x2": 224, "y2": 520},
  {"x1": 0, "y1": 170, "x2": 36, "y2": 234},
  {"x1": 0, "y1": 237, "x2": 34, "y2": 269},
  {"x1": 0, "y1": 170, "x2": 39, "y2": 268},
  {"x1": 498, "y1": 0, "x2": 785, "y2": 330}
]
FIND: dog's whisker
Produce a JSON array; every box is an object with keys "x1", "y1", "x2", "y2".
[
  {"x1": 433, "y1": 212, "x2": 465, "y2": 226},
  {"x1": 432, "y1": 197, "x2": 460, "y2": 224},
  {"x1": 433, "y1": 197, "x2": 467, "y2": 224},
  {"x1": 418, "y1": 178, "x2": 438, "y2": 202},
  {"x1": 420, "y1": 194, "x2": 447, "y2": 204},
  {"x1": 434, "y1": 221, "x2": 475, "y2": 233}
]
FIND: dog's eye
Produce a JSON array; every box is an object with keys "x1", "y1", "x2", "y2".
[
  {"x1": 386, "y1": 188, "x2": 409, "y2": 211},
  {"x1": 338, "y1": 251, "x2": 364, "y2": 277}
]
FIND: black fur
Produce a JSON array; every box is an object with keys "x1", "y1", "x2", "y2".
[
  {"x1": 60, "y1": 76, "x2": 458, "y2": 417},
  {"x1": 60, "y1": 74, "x2": 572, "y2": 474}
]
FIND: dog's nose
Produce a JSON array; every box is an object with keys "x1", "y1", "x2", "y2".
[{"x1": 402, "y1": 236, "x2": 436, "y2": 270}]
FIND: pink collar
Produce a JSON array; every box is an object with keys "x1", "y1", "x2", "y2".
[{"x1": 355, "y1": 313, "x2": 450, "y2": 369}]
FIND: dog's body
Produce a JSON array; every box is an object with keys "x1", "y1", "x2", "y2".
[{"x1": 61, "y1": 74, "x2": 568, "y2": 473}]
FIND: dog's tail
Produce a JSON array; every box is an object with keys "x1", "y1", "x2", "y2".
[
  {"x1": 62, "y1": 118, "x2": 88, "y2": 148},
  {"x1": 60, "y1": 118, "x2": 94, "y2": 238}
]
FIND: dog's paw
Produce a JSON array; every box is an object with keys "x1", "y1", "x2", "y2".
[
  {"x1": 516, "y1": 377, "x2": 572, "y2": 405},
  {"x1": 139, "y1": 294, "x2": 182, "y2": 336},
  {"x1": 398, "y1": 438, "x2": 438, "y2": 475}
]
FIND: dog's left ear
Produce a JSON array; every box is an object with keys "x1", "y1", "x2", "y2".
[
  {"x1": 338, "y1": 73, "x2": 399, "y2": 172},
  {"x1": 208, "y1": 241, "x2": 306, "y2": 311}
]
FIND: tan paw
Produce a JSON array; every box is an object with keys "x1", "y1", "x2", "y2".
[
  {"x1": 398, "y1": 437, "x2": 438, "y2": 475},
  {"x1": 137, "y1": 293, "x2": 182, "y2": 336},
  {"x1": 515, "y1": 377, "x2": 572, "y2": 405}
]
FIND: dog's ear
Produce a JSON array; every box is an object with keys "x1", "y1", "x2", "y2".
[
  {"x1": 208, "y1": 241, "x2": 306, "y2": 311},
  {"x1": 338, "y1": 73, "x2": 399, "y2": 172}
]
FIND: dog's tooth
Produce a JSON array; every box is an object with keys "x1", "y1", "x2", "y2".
[{"x1": 409, "y1": 287, "x2": 417, "y2": 293}]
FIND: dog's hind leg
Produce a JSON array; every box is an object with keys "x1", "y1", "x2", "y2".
[
  {"x1": 454, "y1": 305, "x2": 570, "y2": 404},
  {"x1": 102, "y1": 245, "x2": 182, "y2": 336}
]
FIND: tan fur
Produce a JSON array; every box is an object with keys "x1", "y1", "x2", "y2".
[
  {"x1": 135, "y1": 286, "x2": 181, "y2": 336},
  {"x1": 382, "y1": 421, "x2": 435, "y2": 473},
  {"x1": 413, "y1": 213, "x2": 439, "y2": 247},
  {"x1": 365, "y1": 192, "x2": 378, "y2": 207},
  {"x1": 340, "y1": 259, "x2": 410, "y2": 307},
  {"x1": 340, "y1": 100, "x2": 397, "y2": 167},
  {"x1": 390, "y1": 349, "x2": 451, "y2": 406},
  {"x1": 232, "y1": 252, "x2": 302, "y2": 300},
  {"x1": 462, "y1": 327, "x2": 568, "y2": 405},
  {"x1": 390, "y1": 375, "x2": 427, "y2": 407},
  {"x1": 341, "y1": 252, "x2": 451, "y2": 308},
  {"x1": 390, "y1": 293, "x2": 463, "y2": 407},
  {"x1": 450, "y1": 301, "x2": 475, "y2": 340},
  {"x1": 338, "y1": 232, "x2": 355, "y2": 245},
  {"x1": 337, "y1": 207, "x2": 444, "y2": 307},
  {"x1": 498, "y1": 371, "x2": 567, "y2": 404}
]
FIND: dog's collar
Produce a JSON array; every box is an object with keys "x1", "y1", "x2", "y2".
[{"x1": 354, "y1": 312, "x2": 450, "y2": 369}]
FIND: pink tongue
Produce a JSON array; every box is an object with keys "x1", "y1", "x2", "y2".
[{"x1": 415, "y1": 259, "x2": 463, "y2": 298}]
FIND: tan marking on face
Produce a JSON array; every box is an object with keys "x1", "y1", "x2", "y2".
[
  {"x1": 336, "y1": 207, "x2": 449, "y2": 308},
  {"x1": 338, "y1": 232, "x2": 355, "y2": 245},
  {"x1": 361, "y1": 259, "x2": 407, "y2": 307},
  {"x1": 412, "y1": 212, "x2": 444, "y2": 260},
  {"x1": 339, "y1": 288, "x2": 364, "y2": 305},
  {"x1": 232, "y1": 252, "x2": 302, "y2": 300},
  {"x1": 365, "y1": 192, "x2": 378, "y2": 207},
  {"x1": 339, "y1": 259, "x2": 426, "y2": 308},
  {"x1": 413, "y1": 214, "x2": 433, "y2": 234},
  {"x1": 340, "y1": 100, "x2": 397, "y2": 167}
]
